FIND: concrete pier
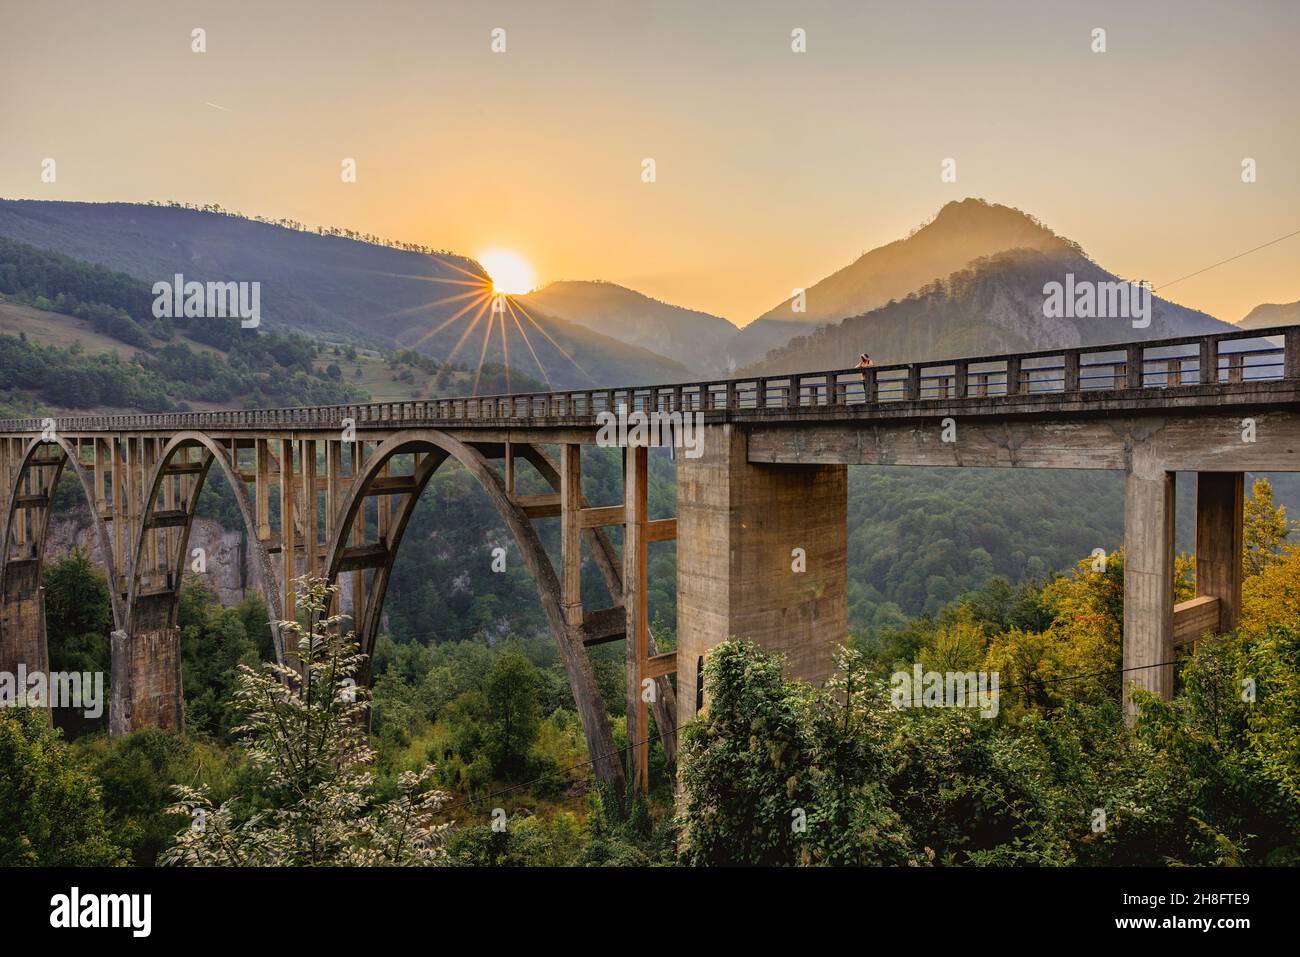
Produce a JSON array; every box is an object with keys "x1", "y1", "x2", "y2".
[{"x1": 675, "y1": 424, "x2": 846, "y2": 726}]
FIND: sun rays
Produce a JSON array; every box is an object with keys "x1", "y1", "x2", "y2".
[{"x1": 363, "y1": 251, "x2": 586, "y2": 397}]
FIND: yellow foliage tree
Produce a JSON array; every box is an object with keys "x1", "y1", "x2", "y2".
[
  {"x1": 1241, "y1": 547, "x2": 1300, "y2": 639},
  {"x1": 982, "y1": 548, "x2": 1192, "y2": 713},
  {"x1": 918, "y1": 603, "x2": 987, "y2": 673},
  {"x1": 1244, "y1": 477, "x2": 1294, "y2": 577}
]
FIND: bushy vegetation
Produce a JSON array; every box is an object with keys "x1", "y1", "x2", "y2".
[
  {"x1": 680, "y1": 624, "x2": 1299, "y2": 866},
  {"x1": 677, "y1": 480, "x2": 1300, "y2": 865},
  {"x1": 10, "y1": 457, "x2": 1298, "y2": 868},
  {"x1": 177, "y1": 579, "x2": 276, "y2": 740},
  {"x1": 0, "y1": 333, "x2": 187, "y2": 412},
  {"x1": 0, "y1": 707, "x2": 126, "y2": 866},
  {"x1": 163, "y1": 580, "x2": 451, "y2": 866}
]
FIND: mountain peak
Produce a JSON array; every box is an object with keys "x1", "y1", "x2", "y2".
[
  {"x1": 927, "y1": 197, "x2": 1045, "y2": 231},
  {"x1": 745, "y1": 198, "x2": 1073, "y2": 339}
]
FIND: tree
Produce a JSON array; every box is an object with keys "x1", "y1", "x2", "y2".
[
  {"x1": 0, "y1": 707, "x2": 125, "y2": 865},
  {"x1": 1134, "y1": 625, "x2": 1300, "y2": 864},
  {"x1": 1244, "y1": 477, "x2": 1292, "y2": 576},
  {"x1": 677, "y1": 640, "x2": 823, "y2": 865},
  {"x1": 177, "y1": 576, "x2": 266, "y2": 738},
  {"x1": 1241, "y1": 546, "x2": 1300, "y2": 640},
  {"x1": 43, "y1": 550, "x2": 112, "y2": 678},
  {"x1": 483, "y1": 648, "x2": 541, "y2": 776},
  {"x1": 162, "y1": 578, "x2": 451, "y2": 866},
  {"x1": 80, "y1": 727, "x2": 240, "y2": 866}
]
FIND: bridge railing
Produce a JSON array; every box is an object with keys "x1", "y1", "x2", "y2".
[{"x1": 2, "y1": 325, "x2": 1296, "y2": 433}]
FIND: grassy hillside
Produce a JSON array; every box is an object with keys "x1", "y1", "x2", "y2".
[
  {"x1": 0, "y1": 297, "x2": 149, "y2": 357},
  {"x1": 318, "y1": 346, "x2": 545, "y2": 403}
]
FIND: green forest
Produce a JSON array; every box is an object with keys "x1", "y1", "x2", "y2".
[{"x1": 4, "y1": 479, "x2": 1297, "y2": 866}]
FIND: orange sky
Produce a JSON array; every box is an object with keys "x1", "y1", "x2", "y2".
[{"x1": 1, "y1": 0, "x2": 1297, "y2": 326}]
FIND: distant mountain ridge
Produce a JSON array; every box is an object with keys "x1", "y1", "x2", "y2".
[
  {"x1": 0, "y1": 197, "x2": 1249, "y2": 394},
  {"x1": 1239, "y1": 300, "x2": 1300, "y2": 330},
  {"x1": 519, "y1": 280, "x2": 738, "y2": 377},
  {"x1": 0, "y1": 200, "x2": 688, "y2": 390},
  {"x1": 728, "y1": 198, "x2": 1077, "y2": 367},
  {"x1": 744, "y1": 246, "x2": 1233, "y2": 375}
]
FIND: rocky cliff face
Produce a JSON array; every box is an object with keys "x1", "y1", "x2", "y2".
[
  {"x1": 46, "y1": 508, "x2": 358, "y2": 620},
  {"x1": 47, "y1": 509, "x2": 254, "y2": 607}
]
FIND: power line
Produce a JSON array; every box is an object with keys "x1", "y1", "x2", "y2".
[{"x1": 1156, "y1": 226, "x2": 1300, "y2": 292}]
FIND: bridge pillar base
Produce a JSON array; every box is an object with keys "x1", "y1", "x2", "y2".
[
  {"x1": 113, "y1": 595, "x2": 184, "y2": 736},
  {"x1": 676, "y1": 424, "x2": 846, "y2": 729},
  {"x1": 1123, "y1": 469, "x2": 1175, "y2": 718},
  {"x1": 0, "y1": 582, "x2": 50, "y2": 720}
]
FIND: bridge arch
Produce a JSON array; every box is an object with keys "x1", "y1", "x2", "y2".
[
  {"x1": 322, "y1": 429, "x2": 625, "y2": 790},
  {"x1": 128, "y1": 432, "x2": 284, "y2": 637},
  {"x1": 1, "y1": 434, "x2": 125, "y2": 642},
  {"x1": 3, "y1": 435, "x2": 126, "y2": 625},
  {"x1": 122, "y1": 432, "x2": 287, "y2": 732},
  {"x1": 0, "y1": 435, "x2": 124, "y2": 708}
]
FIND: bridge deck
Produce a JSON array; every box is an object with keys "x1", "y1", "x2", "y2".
[{"x1": 1, "y1": 325, "x2": 1295, "y2": 435}]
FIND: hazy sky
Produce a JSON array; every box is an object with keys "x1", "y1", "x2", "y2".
[{"x1": 2, "y1": 0, "x2": 1297, "y2": 325}]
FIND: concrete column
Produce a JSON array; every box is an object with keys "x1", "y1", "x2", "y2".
[
  {"x1": 1195, "y1": 471, "x2": 1244, "y2": 633},
  {"x1": 559, "y1": 444, "x2": 583, "y2": 627},
  {"x1": 676, "y1": 424, "x2": 846, "y2": 729},
  {"x1": 0, "y1": 566, "x2": 49, "y2": 714},
  {"x1": 624, "y1": 444, "x2": 649, "y2": 791},
  {"x1": 114, "y1": 591, "x2": 184, "y2": 735},
  {"x1": 1123, "y1": 467, "x2": 1176, "y2": 716}
]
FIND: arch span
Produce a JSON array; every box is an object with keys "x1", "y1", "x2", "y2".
[
  {"x1": 0, "y1": 436, "x2": 124, "y2": 711},
  {"x1": 323, "y1": 430, "x2": 625, "y2": 791},
  {"x1": 123, "y1": 431, "x2": 287, "y2": 732}
]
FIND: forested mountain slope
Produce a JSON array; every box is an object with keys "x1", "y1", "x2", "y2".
[{"x1": 0, "y1": 200, "x2": 688, "y2": 390}]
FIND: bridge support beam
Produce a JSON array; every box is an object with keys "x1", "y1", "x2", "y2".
[
  {"x1": 676, "y1": 424, "x2": 846, "y2": 729},
  {"x1": 1122, "y1": 468, "x2": 1176, "y2": 717},
  {"x1": 1194, "y1": 471, "x2": 1243, "y2": 634}
]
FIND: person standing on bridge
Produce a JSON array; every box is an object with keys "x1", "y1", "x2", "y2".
[{"x1": 856, "y1": 353, "x2": 873, "y2": 401}]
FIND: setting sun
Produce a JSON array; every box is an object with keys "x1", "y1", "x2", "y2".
[{"x1": 478, "y1": 248, "x2": 536, "y2": 296}]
